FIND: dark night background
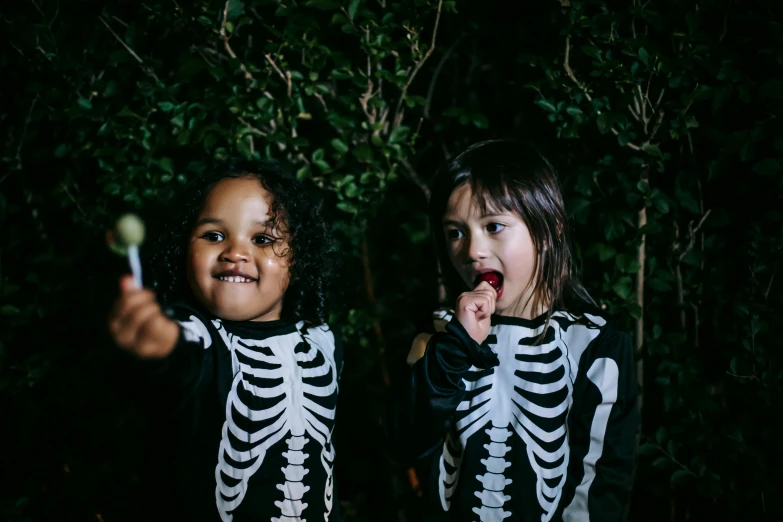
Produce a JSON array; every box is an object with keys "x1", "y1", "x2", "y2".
[{"x1": 1, "y1": 0, "x2": 782, "y2": 520}]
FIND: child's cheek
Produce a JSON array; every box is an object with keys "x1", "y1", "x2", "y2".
[{"x1": 262, "y1": 254, "x2": 290, "y2": 293}]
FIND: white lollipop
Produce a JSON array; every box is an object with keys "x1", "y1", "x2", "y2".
[{"x1": 113, "y1": 213, "x2": 145, "y2": 288}]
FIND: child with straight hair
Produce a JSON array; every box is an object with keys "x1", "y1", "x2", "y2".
[{"x1": 386, "y1": 140, "x2": 638, "y2": 521}]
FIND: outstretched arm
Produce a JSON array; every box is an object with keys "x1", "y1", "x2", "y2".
[{"x1": 108, "y1": 274, "x2": 209, "y2": 391}]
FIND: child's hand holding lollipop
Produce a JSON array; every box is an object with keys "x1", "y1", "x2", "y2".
[{"x1": 106, "y1": 214, "x2": 178, "y2": 358}]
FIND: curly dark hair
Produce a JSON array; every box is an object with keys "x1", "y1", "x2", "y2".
[{"x1": 148, "y1": 157, "x2": 335, "y2": 325}]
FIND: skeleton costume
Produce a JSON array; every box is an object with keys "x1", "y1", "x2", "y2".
[
  {"x1": 145, "y1": 302, "x2": 342, "y2": 522},
  {"x1": 386, "y1": 306, "x2": 637, "y2": 522}
]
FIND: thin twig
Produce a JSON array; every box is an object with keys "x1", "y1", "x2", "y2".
[
  {"x1": 398, "y1": 157, "x2": 430, "y2": 199},
  {"x1": 6, "y1": 94, "x2": 39, "y2": 179},
  {"x1": 726, "y1": 371, "x2": 759, "y2": 381},
  {"x1": 392, "y1": 0, "x2": 443, "y2": 128},
  {"x1": 60, "y1": 183, "x2": 87, "y2": 217},
  {"x1": 424, "y1": 36, "x2": 461, "y2": 119},
  {"x1": 238, "y1": 117, "x2": 269, "y2": 136},
  {"x1": 98, "y1": 15, "x2": 160, "y2": 83},
  {"x1": 646, "y1": 109, "x2": 665, "y2": 143},
  {"x1": 720, "y1": 0, "x2": 732, "y2": 42},
  {"x1": 678, "y1": 210, "x2": 712, "y2": 263},
  {"x1": 264, "y1": 53, "x2": 291, "y2": 97},
  {"x1": 681, "y1": 83, "x2": 700, "y2": 116},
  {"x1": 220, "y1": 1, "x2": 253, "y2": 81},
  {"x1": 565, "y1": 36, "x2": 644, "y2": 151},
  {"x1": 98, "y1": 16, "x2": 143, "y2": 64}
]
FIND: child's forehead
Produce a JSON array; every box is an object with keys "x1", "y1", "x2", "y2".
[
  {"x1": 445, "y1": 182, "x2": 515, "y2": 217},
  {"x1": 198, "y1": 177, "x2": 279, "y2": 221}
]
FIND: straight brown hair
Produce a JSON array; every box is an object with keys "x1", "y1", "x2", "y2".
[{"x1": 429, "y1": 139, "x2": 595, "y2": 337}]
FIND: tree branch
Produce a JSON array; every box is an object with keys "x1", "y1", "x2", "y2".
[
  {"x1": 424, "y1": 36, "x2": 461, "y2": 119},
  {"x1": 398, "y1": 157, "x2": 430, "y2": 199},
  {"x1": 565, "y1": 36, "x2": 644, "y2": 151},
  {"x1": 264, "y1": 53, "x2": 291, "y2": 97},
  {"x1": 98, "y1": 15, "x2": 160, "y2": 83},
  {"x1": 392, "y1": 0, "x2": 443, "y2": 128},
  {"x1": 220, "y1": 1, "x2": 253, "y2": 81}
]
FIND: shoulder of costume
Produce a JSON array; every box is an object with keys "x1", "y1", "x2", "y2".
[{"x1": 432, "y1": 307, "x2": 456, "y2": 333}]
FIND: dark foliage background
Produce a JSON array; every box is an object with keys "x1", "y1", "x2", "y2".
[{"x1": 1, "y1": 0, "x2": 781, "y2": 520}]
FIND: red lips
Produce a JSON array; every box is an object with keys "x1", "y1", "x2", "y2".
[{"x1": 474, "y1": 272, "x2": 504, "y2": 299}]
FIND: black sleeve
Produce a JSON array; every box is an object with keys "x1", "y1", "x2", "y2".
[
  {"x1": 384, "y1": 319, "x2": 499, "y2": 465},
  {"x1": 561, "y1": 326, "x2": 638, "y2": 522},
  {"x1": 137, "y1": 302, "x2": 212, "y2": 395}
]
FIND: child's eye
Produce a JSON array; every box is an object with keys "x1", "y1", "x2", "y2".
[
  {"x1": 253, "y1": 235, "x2": 275, "y2": 246},
  {"x1": 486, "y1": 223, "x2": 506, "y2": 234},
  {"x1": 202, "y1": 232, "x2": 224, "y2": 242},
  {"x1": 446, "y1": 229, "x2": 463, "y2": 241}
]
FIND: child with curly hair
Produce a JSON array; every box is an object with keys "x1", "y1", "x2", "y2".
[{"x1": 108, "y1": 158, "x2": 341, "y2": 522}]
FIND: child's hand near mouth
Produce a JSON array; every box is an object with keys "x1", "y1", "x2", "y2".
[{"x1": 455, "y1": 280, "x2": 497, "y2": 344}]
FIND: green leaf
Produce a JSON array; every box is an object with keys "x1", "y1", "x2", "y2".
[
  {"x1": 306, "y1": 0, "x2": 339, "y2": 10},
  {"x1": 644, "y1": 143, "x2": 662, "y2": 157},
  {"x1": 612, "y1": 280, "x2": 630, "y2": 300},
  {"x1": 712, "y1": 85, "x2": 733, "y2": 114},
  {"x1": 596, "y1": 113, "x2": 611, "y2": 134},
  {"x1": 353, "y1": 144, "x2": 374, "y2": 162},
  {"x1": 652, "y1": 457, "x2": 671, "y2": 469},
  {"x1": 638, "y1": 47, "x2": 649, "y2": 66},
  {"x1": 753, "y1": 159, "x2": 783, "y2": 176},
  {"x1": 535, "y1": 99, "x2": 556, "y2": 113},
  {"x1": 77, "y1": 97, "x2": 92, "y2": 110},
  {"x1": 654, "y1": 196, "x2": 670, "y2": 214},
  {"x1": 670, "y1": 470, "x2": 693, "y2": 487},
  {"x1": 638, "y1": 444, "x2": 659, "y2": 457},
  {"x1": 331, "y1": 138, "x2": 349, "y2": 154},
  {"x1": 336, "y1": 201, "x2": 357, "y2": 214},
  {"x1": 158, "y1": 102, "x2": 175, "y2": 112},
  {"x1": 581, "y1": 45, "x2": 602, "y2": 60},
  {"x1": 389, "y1": 125, "x2": 410, "y2": 144},
  {"x1": 159, "y1": 157, "x2": 174, "y2": 174},
  {"x1": 598, "y1": 244, "x2": 616, "y2": 262},
  {"x1": 0, "y1": 305, "x2": 21, "y2": 316},
  {"x1": 656, "y1": 427, "x2": 668, "y2": 444},
  {"x1": 54, "y1": 144, "x2": 69, "y2": 158},
  {"x1": 347, "y1": 0, "x2": 360, "y2": 20},
  {"x1": 566, "y1": 106, "x2": 583, "y2": 117}
]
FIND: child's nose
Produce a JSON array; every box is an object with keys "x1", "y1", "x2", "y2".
[
  {"x1": 219, "y1": 241, "x2": 250, "y2": 263},
  {"x1": 466, "y1": 234, "x2": 489, "y2": 262}
]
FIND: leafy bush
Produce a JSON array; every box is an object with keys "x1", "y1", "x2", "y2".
[{"x1": 1, "y1": 0, "x2": 780, "y2": 520}]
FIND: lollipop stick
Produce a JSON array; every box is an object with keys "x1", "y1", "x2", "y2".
[{"x1": 128, "y1": 244, "x2": 143, "y2": 288}]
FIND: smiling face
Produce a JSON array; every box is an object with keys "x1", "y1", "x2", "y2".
[
  {"x1": 442, "y1": 183, "x2": 542, "y2": 318},
  {"x1": 186, "y1": 177, "x2": 290, "y2": 322}
]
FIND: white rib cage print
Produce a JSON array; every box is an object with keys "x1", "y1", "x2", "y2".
[
  {"x1": 437, "y1": 311, "x2": 605, "y2": 522},
  {"x1": 207, "y1": 320, "x2": 338, "y2": 522}
]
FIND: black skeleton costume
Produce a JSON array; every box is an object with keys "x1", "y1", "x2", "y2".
[
  {"x1": 144, "y1": 302, "x2": 342, "y2": 522},
  {"x1": 386, "y1": 307, "x2": 637, "y2": 522}
]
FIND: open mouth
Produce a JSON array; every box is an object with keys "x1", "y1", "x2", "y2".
[
  {"x1": 213, "y1": 271, "x2": 258, "y2": 284},
  {"x1": 474, "y1": 271, "x2": 504, "y2": 299}
]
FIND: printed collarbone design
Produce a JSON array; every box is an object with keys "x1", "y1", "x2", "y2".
[
  {"x1": 213, "y1": 321, "x2": 338, "y2": 522},
  {"x1": 437, "y1": 311, "x2": 604, "y2": 522}
]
